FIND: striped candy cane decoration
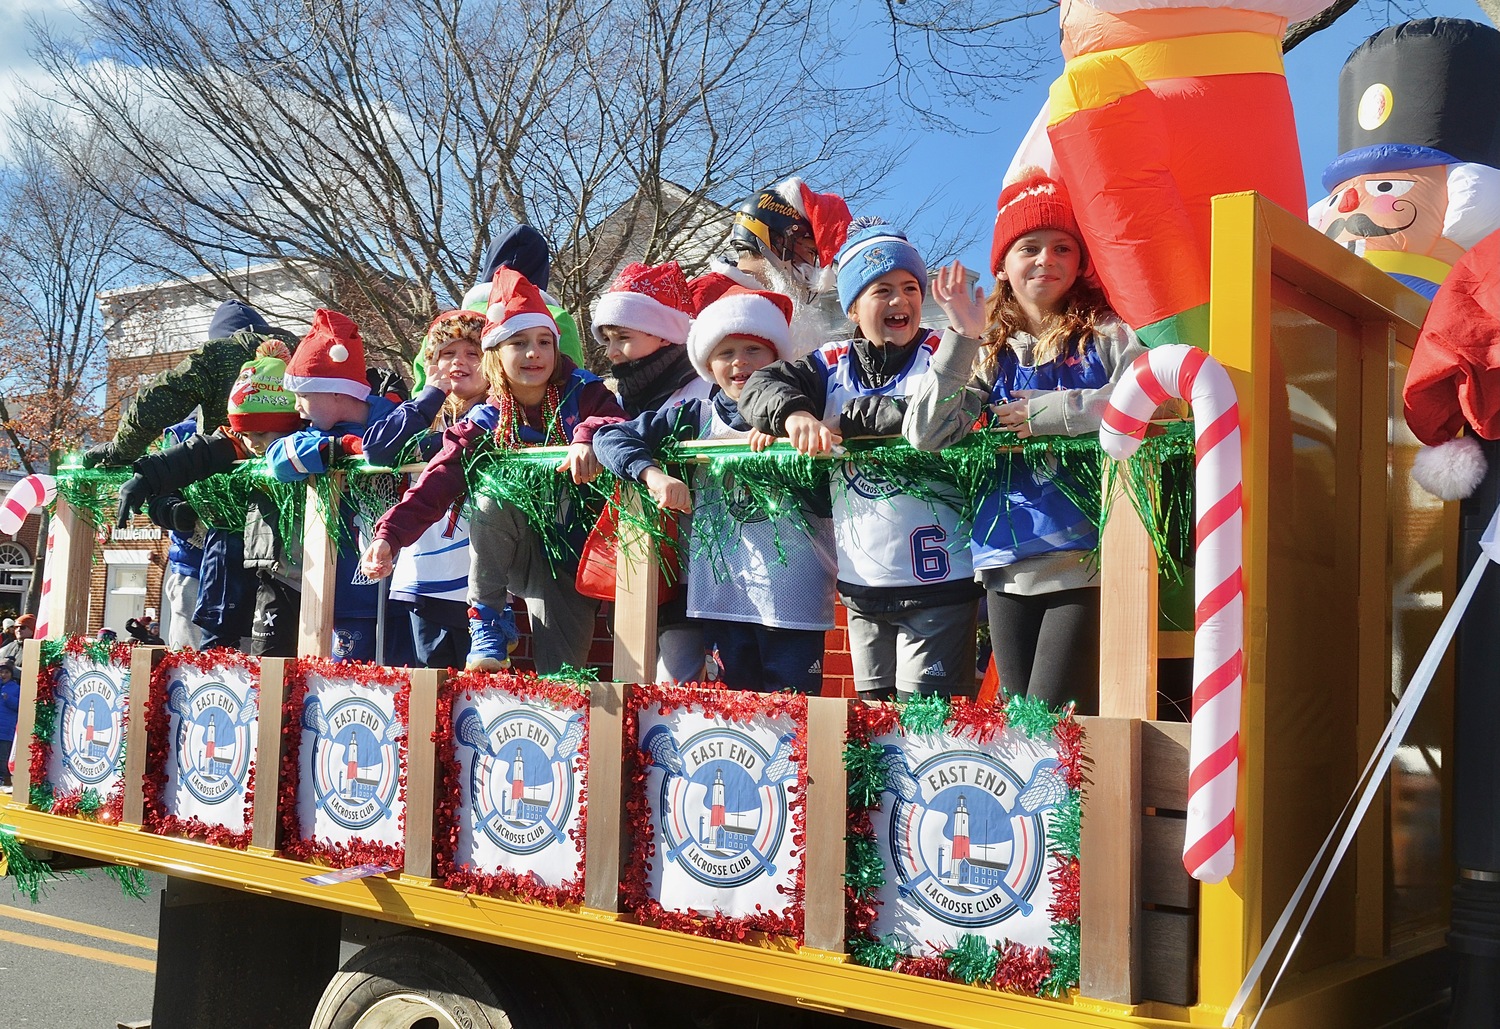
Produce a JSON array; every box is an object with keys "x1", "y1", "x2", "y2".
[
  {"x1": 35, "y1": 518, "x2": 57, "y2": 641},
  {"x1": 0, "y1": 474, "x2": 55, "y2": 536},
  {"x1": 1099, "y1": 344, "x2": 1243, "y2": 884}
]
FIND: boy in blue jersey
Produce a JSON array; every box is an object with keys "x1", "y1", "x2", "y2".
[{"x1": 739, "y1": 220, "x2": 980, "y2": 700}]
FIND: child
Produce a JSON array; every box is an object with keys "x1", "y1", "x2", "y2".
[
  {"x1": 572, "y1": 262, "x2": 710, "y2": 683},
  {"x1": 593, "y1": 287, "x2": 837, "y2": 693},
  {"x1": 114, "y1": 341, "x2": 308, "y2": 656},
  {"x1": 361, "y1": 270, "x2": 626, "y2": 674},
  {"x1": 265, "y1": 311, "x2": 406, "y2": 662},
  {"x1": 0, "y1": 660, "x2": 16, "y2": 792},
  {"x1": 739, "y1": 220, "x2": 980, "y2": 700},
  {"x1": 904, "y1": 171, "x2": 1145, "y2": 715},
  {"x1": 362, "y1": 310, "x2": 498, "y2": 669}
]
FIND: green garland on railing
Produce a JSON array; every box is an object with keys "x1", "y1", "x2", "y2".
[{"x1": 51, "y1": 468, "x2": 128, "y2": 528}]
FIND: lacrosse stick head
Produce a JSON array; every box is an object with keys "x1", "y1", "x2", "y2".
[
  {"x1": 641, "y1": 724, "x2": 685, "y2": 776},
  {"x1": 453, "y1": 708, "x2": 494, "y2": 755},
  {"x1": 301, "y1": 696, "x2": 330, "y2": 736},
  {"x1": 763, "y1": 732, "x2": 797, "y2": 785},
  {"x1": 879, "y1": 744, "x2": 921, "y2": 803},
  {"x1": 1014, "y1": 758, "x2": 1067, "y2": 817}
]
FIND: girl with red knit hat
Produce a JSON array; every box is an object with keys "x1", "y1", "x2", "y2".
[
  {"x1": 904, "y1": 170, "x2": 1145, "y2": 714},
  {"x1": 360, "y1": 270, "x2": 626, "y2": 674}
]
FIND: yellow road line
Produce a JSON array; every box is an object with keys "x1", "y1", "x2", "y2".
[
  {"x1": 0, "y1": 905, "x2": 157, "y2": 951},
  {"x1": 0, "y1": 927, "x2": 155, "y2": 973}
]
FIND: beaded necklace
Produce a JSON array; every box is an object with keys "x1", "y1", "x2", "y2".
[{"x1": 493, "y1": 383, "x2": 565, "y2": 449}]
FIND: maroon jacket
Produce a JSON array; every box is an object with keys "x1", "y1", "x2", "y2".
[{"x1": 374, "y1": 362, "x2": 624, "y2": 549}]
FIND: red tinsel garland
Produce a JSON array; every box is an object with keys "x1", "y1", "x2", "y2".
[
  {"x1": 431, "y1": 669, "x2": 590, "y2": 907},
  {"x1": 620, "y1": 681, "x2": 808, "y2": 944},
  {"x1": 843, "y1": 698, "x2": 1083, "y2": 996},
  {"x1": 141, "y1": 648, "x2": 260, "y2": 849},
  {"x1": 29, "y1": 637, "x2": 135, "y2": 823},
  {"x1": 278, "y1": 658, "x2": 409, "y2": 870}
]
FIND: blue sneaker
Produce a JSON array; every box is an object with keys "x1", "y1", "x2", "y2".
[{"x1": 466, "y1": 602, "x2": 519, "y2": 672}]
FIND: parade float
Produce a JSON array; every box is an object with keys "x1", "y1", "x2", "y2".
[{"x1": 0, "y1": 188, "x2": 1452, "y2": 1028}]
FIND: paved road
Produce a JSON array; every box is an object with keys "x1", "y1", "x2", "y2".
[{"x1": 0, "y1": 865, "x2": 161, "y2": 1029}]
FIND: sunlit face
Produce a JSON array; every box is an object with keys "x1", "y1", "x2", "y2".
[
  {"x1": 1312, "y1": 167, "x2": 1458, "y2": 261},
  {"x1": 496, "y1": 326, "x2": 558, "y2": 399},
  {"x1": 849, "y1": 270, "x2": 924, "y2": 348},
  {"x1": 434, "y1": 338, "x2": 486, "y2": 400},
  {"x1": 240, "y1": 429, "x2": 294, "y2": 456},
  {"x1": 598, "y1": 325, "x2": 670, "y2": 365},
  {"x1": 707, "y1": 334, "x2": 778, "y2": 399},
  {"x1": 294, "y1": 392, "x2": 352, "y2": 432},
  {"x1": 999, "y1": 229, "x2": 1083, "y2": 320}
]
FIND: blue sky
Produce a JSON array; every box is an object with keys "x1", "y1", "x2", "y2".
[{"x1": 889, "y1": 0, "x2": 1481, "y2": 276}]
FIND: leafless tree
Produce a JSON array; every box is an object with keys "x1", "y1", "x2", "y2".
[{"x1": 23, "y1": 0, "x2": 895, "y2": 366}]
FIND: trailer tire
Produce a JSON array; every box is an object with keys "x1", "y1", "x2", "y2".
[{"x1": 308, "y1": 933, "x2": 545, "y2": 1029}]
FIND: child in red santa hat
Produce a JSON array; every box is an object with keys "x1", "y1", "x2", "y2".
[
  {"x1": 361, "y1": 270, "x2": 626, "y2": 674},
  {"x1": 592, "y1": 283, "x2": 836, "y2": 692}
]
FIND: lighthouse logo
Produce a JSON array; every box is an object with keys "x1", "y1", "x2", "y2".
[
  {"x1": 880, "y1": 746, "x2": 1067, "y2": 929},
  {"x1": 167, "y1": 677, "x2": 257, "y2": 806},
  {"x1": 643, "y1": 723, "x2": 795, "y2": 888},
  {"x1": 57, "y1": 668, "x2": 127, "y2": 786},
  {"x1": 454, "y1": 705, "x2": 584, "y2": 856},
  {"x1": 302, "y1": 694, "x2": 405, "y2": 831}
]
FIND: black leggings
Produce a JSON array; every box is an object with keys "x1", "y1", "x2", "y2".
[{"x1": 987, "y1": 587, "x2": 1100, "y2": 714}]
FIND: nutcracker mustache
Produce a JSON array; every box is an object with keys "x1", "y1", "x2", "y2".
[{"x1": 1323, "y1": 209, "x2": 1418, "y2": 239}]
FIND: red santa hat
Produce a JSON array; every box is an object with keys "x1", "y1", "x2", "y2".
[
  {"x1": 792, "y1": 179, "x2": 854, "y2": 270},
  {"x1": 686, "y1": 287, "x2": 793, "y2": 382},
  {"x1": 1403, "y1": 227, "x2": 1500, "y2": 499},
  {"x1": 482, "y1": 267, "x2": 558, "y2": 350},
  {"x1": 282, "y1": 310, "x2": 370, "y2": 400},
  {"x1": 589, "y1": 261, "x2": 695, "y2": 347}
]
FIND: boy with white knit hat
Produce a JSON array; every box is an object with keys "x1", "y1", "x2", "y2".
[{"x1": 592, "y1": 280, "x2": 836, "y2": 692}]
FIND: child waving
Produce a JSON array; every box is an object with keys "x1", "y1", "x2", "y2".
[{"x1": 904, "y1": 170, "x2": 1145, "y2": 714}]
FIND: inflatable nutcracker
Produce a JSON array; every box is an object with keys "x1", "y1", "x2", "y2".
[{"x1": 1311, "y1": 19, "x2": 1500, "y2": 300}]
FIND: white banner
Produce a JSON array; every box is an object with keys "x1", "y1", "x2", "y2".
[
  {"x1": 49, "y1": 654, "x2": 130, "y2": 800},
  {"x1": 638, "y1": 704, "x2": 801, "y2": 920},
  {"x1": 450, "y1": 688, "x2": 586, "y2": 888},
  {"x1": 296, "y1": 672, "x2": 406, "y2": 854},
  {"x1": 160, "y1": 662, "x2": 258, "y2": 834},
  {"x1": 869, "y1": 725, "x2": 1069, "y2": 953}
]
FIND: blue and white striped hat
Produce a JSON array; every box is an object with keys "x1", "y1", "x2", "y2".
[{"x1": 834, "y1": 218, "x2": 927, "y2": 313}]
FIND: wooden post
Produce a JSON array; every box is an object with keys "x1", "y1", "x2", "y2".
[
  {"x1": 403, "y1": 668, "x2": 445, "y2": 880},
  {"x1": 583, "y1": 680, "x2": 627, "y2": 911},
  {"x1": 611, "y1": 490, "x2": 659, "y2": 684},
  {"x1": 13, "y1": 638, "x2": 43, "y2": 803},
  {"x1": 1079, "y1": 715, "x2": 1143, "y2": 1003},
  {"x1": 122, "y1": 646, "x2": 165, "y2": 828},
  {"x1": 802, "y1": 695, "x2": 848, "y2": 952},
  {"x1": 1099, "y1": 489, "x2": 1159, "y2": 719},
  {"x1": 250, "y1": 657, "x2": 290, "y2": 853},
  {"x1": 297, "y1": 478, "x2": 339, "y2": 659},
  {"x1": 46, "y1": 495, "x2": 95, "y2": 639}
]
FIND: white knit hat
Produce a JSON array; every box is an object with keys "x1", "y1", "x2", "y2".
[{"x1": 686, "y1": 289, "x2": 793, "y2": 382}]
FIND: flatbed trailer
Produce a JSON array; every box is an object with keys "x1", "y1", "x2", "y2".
[{"x1": 1, "y1": 194, "x2": 1454, "y2": 1028}]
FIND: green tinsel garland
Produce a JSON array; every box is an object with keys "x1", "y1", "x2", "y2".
[
  {"x1": 844, "y1": 739, "x2": 889, "y2": 809},
  {"x1": 76, "y1": 789, "x2": 103, "y2": 817},
  {"x1": 844, "y1": 832, "x2": 886, "y2": 896},
  {"x1": 463, "y1": 438, "x2": 617, "y2": 571},
  {"x1": 547, "y1": 664, "x2": 599, "y2": 689},
  {"x1": 1004, "y1": 694, "x2": 1061, "y2": 740},
  {"x1": 103, "y1": 864, "x2": 152, "y2": 901},
  {"x1": 1042, "y1": 924, "x2": 1081, "y2": 998},
  {"x1": 899, "y1": 695, "x2": 950, "y2": 736},
  {"x1": 849, "y1": 932, "x2": 902, "y2": 972},
  {"x1": 0, "y1": 826, "x2": 59, "y2": 903},
  {"x1": 944, "y1": 933, "x2": 1001, "y2": 986},
  {"x1": 51, "y1": 468, "x2": 128, "y2": 527},
  {"x1": 1048, "y1": 793, "x2": 1082, "y2": 860}
]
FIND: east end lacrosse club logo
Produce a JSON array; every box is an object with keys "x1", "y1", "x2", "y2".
[
  {"x1": 58, "y1": 669, "x2": 126, "y2": 785},
  {"x1": 880, "y1": 746, "x2": 1067, "y2": 928},
  {"x1": 454, "y1": 705, "x2": 584, "y2": 855},
  {"x1": 644, "y1": 723, "x2": 795, "y2": 888},
  {"x1": 302, "y1": 694, "x2": 405, "y2": 831},
  {"x1": 167, "y1": 677, "x2": 257, "y2": 805},
  {"x1": 840, "y1": 461, "x2": 905, "y2": 501}
]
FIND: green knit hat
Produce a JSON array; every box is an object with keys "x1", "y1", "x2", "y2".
[{"x1": 228, "y1": 340, "x2": 304, "y2": 432}]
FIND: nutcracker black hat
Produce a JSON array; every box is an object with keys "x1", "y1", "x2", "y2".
[{"x1": 1321, "y1": 18, "x2": 1500, "y2": 193}]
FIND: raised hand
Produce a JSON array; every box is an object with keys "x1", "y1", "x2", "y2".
[{"x1": 933, "y1": 261, "x2": 986, "y2": 339}]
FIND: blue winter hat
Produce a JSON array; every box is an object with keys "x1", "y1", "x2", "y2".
[
  {"x1": 834, "y1": 218, "x2": 927, "y2": 313},
  {"x1": 479, "y1": 224, "x2": 550, "y2": 292},
  {"x1": 207, "y1": 299, "x2": 275, "y2": 341}
]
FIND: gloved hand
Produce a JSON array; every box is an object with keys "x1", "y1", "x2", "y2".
[
  {"x1": 317, "y1": 434, "x2": 365, "y2": 465},
  {"x1": 840, "y1": 395, "x2": 906, "y2": 438},
  {"x1": 148, "y1": 494, "x2": 198, "y2": 534},
  {"x1": 116, "y1": 474, "x2": 154, "y2": 528},
  {"x1": 83, "y1": 441, "x2": 125, "y2": 469}
]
